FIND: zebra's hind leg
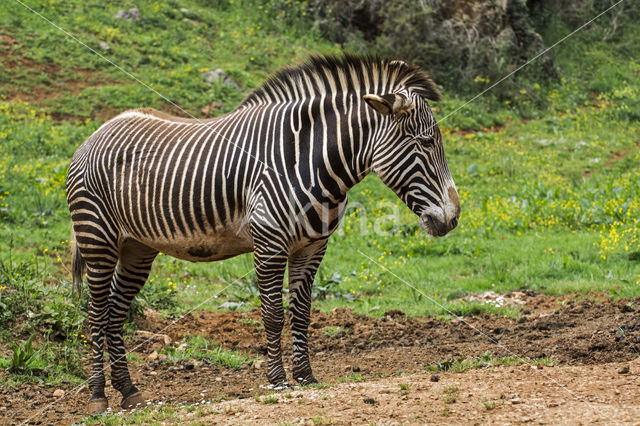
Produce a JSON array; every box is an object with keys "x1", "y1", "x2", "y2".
[
  {"x1": 288, "y1": 240, "x2": 327, "y2": 385},
  {"x1": 73, "y1": 227, "x2": 119, "y2": 413},
  {"x1": 106, "y1": 239, "x2": 158, "y2": 409},
  {"x1": 85, "y1": 259, "x2": 117, "y2": 414},
  {"x1": 254, "y1": 249, "x2": 289, "y2": 387}
]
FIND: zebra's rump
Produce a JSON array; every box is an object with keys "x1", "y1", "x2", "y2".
[{"x1": 71, "y1": 109, "x2": 260, "y2": 251}]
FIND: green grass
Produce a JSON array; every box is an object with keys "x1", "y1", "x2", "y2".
[
  {"x1": 427, "y1": 352, "x2": 554, "y2": 374},
  {"x1": 159, "y1": 335, "x2": 256, "y2": 369},
  {"x1": 1, "y1": 0, "x2": 639, "y2": 393}
]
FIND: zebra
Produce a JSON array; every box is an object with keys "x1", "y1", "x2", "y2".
[{"x1": 66, "y1": 54, "x2": 460, "y2": 413}]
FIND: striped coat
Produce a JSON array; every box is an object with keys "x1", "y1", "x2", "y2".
[{"x1": 66, "y1": 55, "x2": 459, "y2": 413}]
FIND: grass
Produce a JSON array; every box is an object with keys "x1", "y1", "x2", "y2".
[
  {"x1": 398, "y1": 383, "x2": 410, "y2": 395},
  {"x1": 322, "y1": 326, "x2": 347, "y2": 337},
  {"x1": 442, "y1": 385, "x2": 459, "y2": 404},
  {"x1": 337, "y1": 373, "x2": 364, "y2": 383},
  {"x1": 427, "y1": 352, "x2": 554, "y2": 374},
  {"x1": 158, "y1": 335, "x2": 256, "y2": 369},
  {"x1": 0, "y1": 0, "x2": 639, "y2": 406}
]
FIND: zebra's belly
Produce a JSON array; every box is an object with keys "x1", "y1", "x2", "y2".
[{"x1": 135, "y1": 227, "x2": 254, "y2": 262}]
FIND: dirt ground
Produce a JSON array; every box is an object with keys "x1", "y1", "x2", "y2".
[{"x1": 2, "y1": 292, "x2": 639, "y2": 425}]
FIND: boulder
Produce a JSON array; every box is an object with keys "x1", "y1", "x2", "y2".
[{"x1": 114, "y1": 7, "x2": 140, "y2": 22}]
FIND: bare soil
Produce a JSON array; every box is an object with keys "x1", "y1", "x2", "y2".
[{"x1": 2, "y1": 293, "x2": 639, "y2": 424}]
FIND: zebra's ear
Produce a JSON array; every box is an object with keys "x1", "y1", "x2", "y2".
[{"x1": 363, "y1": 93, "x2": 410, "y2": 116}]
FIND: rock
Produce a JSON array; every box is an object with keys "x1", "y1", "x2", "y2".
[
  {"x1": 158, "y1": 353, "x2": 168, "y2": 362},
  {"x1": 114, "y1": 7, "x2": 140, "y2": 21},
  {"x1": 202, "y1": 70, "x2": 239, "y2": 90},
  {"x1": 148, "y1": 351, "x2": 159, "y2": 361},
  {"x1": 53, "y1": 389, "x2": 65, "y2": 398},
  {"x1": 99, "y1": 41, "x2": 111, "y2": 51},
  {"x1": 351, "y1": 365, "x2": 361, "y2": 372},
  {"x1": 253, "y1": 359, "x2": 265, "y2": 370},
  {"x1": 215, "y1": 377, "x2": 222, "y2": 382},
  {"x1": 136, "y1": 330, "x2": 171, "y2": 347},
  {"x1": 430, "y1": 374, "x2": 440, "y2": 382},
  {"x1": 178, "y1": 343, "x2": 188, "y2": 351},
  {"x1": 363, "y1": 397, "x2": 375, "y2": 404},
  {"x1": 217, "y1": 301, "x2": 244, "y2": 310},
  {"x1": 185, "y1": 362, "x2": 194, "y2": 371},
  {"x1": 618, "y1": 366, "x2": 630, "y2": 374},
  {"x1": 511, "y1": 398, "x2": 523, "y2": 404}
]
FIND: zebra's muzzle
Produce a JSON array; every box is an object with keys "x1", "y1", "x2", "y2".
[{"x1": 419, "y1": 208, "x2": 458, "y2": 237}]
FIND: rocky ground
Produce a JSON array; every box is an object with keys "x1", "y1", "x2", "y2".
[{"x1": 2, "y1": 292, "x2": 639, "y2": 424}]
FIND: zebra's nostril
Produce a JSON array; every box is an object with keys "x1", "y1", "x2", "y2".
[{"x1": 450, "y1": 217, "x2": 458, "y2": 229}]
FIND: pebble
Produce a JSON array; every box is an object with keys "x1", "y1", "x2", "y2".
[
  {"x1": 53, "y1": 389, "x2": 65, "y2": 398},
  {"x1": 430, "y1": 374, "x2": 440, "y2": 382},
  {"x1": 148, "y1": 351, "x2": 159, "y2": 361},
  {"x1": 363, "y1": 397, "x2": 375, "y2": 405},
  {"x1": 618, "y1": 366, "x2": 629, "y2": 374},
  {"x1": 253, "y1": 360, "x2": 265, "y2": 370},
  {"x1": 511, "y1": 398, "x2": 523, "y2": 404}
]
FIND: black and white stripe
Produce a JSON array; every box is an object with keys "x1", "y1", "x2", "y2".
[{"x1": 66, "y1": 54, "x2": 460, "y2": 412}]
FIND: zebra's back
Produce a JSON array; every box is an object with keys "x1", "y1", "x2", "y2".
[{"x1": 68, "y1": 108, "x2": 258, "y2": 261}]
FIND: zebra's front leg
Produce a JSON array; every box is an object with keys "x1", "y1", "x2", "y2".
[
  {"x1": 288, "y1": 240, "x2": 328, "y2": 385},
  {"x1": 107, "y1": 240, "x2": 157, "y2": 409},
  {"x1": 254, "y1": 250, "x2": 289, "y2": 387}
]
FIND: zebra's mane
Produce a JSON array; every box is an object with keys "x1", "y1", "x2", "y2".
[{"x1": 240, "y1": 54, "x2": 440, "y2": 107}]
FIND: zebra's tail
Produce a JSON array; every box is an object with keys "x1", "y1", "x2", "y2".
[{"x1": 71, "y1": 229, "x2": 85, "y2": 298}]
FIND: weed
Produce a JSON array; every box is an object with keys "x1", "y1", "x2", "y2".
[
  {"x1": 312, "y1": 413, "x2": 334, "y2": 425},
  {"x1": 260, "y1": 395, "x2": 279, "y2": 404},
  {"x1": 337, "y1": 373, "x2": 364, "y2": 383},
  {"x1": 427, "y1": 352, "x2": 554, "y2": 373},
  {"x1": 8, "y1": 337, "x2": 42, "y2": 376},
  {"x1": 399, "y1": 383, "x2": 411, "y2": 395},
  {"x1": 481, "y1": 398, "x2": 500, "y2": 410},
  {"x1": 443, "y1": 385, "x2": 459, "y2": 404},
  {"x1": 322, "y1": 326, "x2": 347, "y2": 337},
  {"x1": 159, "y1": 335, "x2": 255, "y2": 369},
  {"x1": 239, "y1": 317, "x2": 261, "y2": 328}
]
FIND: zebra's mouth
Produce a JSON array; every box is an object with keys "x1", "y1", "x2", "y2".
[{"x1": 419, "y1": 211, "x2": 452, "y2": 237}]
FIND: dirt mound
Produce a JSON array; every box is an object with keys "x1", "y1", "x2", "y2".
[{"x1": 2, "y1": 293, "x2": 639, "y2": 424}]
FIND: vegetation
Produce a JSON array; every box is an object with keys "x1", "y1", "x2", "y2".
[
  {"x1": 0, "y1": 0, "x2": 638, "y2": 410},
  {"x1": 426, "y1": 352, "x2": 554, "y2": 374},
  {"x1": 158, "y1": 335, "x2": 256, "y2": 369}
]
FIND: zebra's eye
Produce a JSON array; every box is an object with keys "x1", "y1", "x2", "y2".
[{"x1": 419, "y1": 136, "x2": 435, "y2": 150}]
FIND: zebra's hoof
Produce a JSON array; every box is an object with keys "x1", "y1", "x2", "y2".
[
  {"x1": 294, "y1": 373, "x2": 317, "y2": 385},
  {"x1": 87, "y1": 397, "x2": 108, "y2": 414},
  {"x1": 121, "y1": 391, "x2": 145, "y2": 409}
]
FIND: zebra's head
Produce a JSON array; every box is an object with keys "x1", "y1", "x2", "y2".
[{"x1": 364, "y1": 89, "x2": 460, "y2": 237}]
